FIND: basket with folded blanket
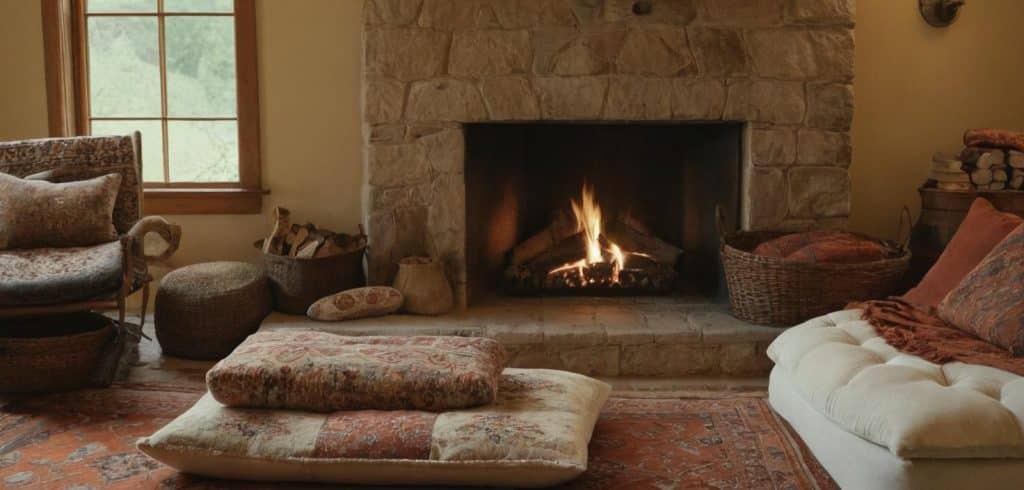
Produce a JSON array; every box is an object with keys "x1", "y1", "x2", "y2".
[
  {"x1": 718, "y1": 206, "x2": 911, "y2": 326},
  {"x1": 137, "y1": 331, "x2": 611, "y2": 488}
]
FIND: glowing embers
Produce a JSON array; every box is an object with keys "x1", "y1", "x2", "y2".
[{"x1": 505, "y1": 183, "x2": 681, "y2": 295}]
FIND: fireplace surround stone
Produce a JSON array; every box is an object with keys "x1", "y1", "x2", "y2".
[{"x1": 362, "y1": 0, "x2": 856, "y2": 307}]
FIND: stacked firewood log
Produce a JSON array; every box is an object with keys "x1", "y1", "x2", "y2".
[
  {"x1": 258, "y1": 206, "x2": 367, "y2": 258},
  {"x1": 930, "y1": 129, "x2": 1024, "y2": 191}
]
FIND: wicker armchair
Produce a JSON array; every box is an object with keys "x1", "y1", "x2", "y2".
[{"x1": 0, "y1": 132, "x2": 181, "y2": 334}]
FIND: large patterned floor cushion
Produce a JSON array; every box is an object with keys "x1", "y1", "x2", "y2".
[
  {"x1": 207, "y1": 331, "x2": 508, "y2": 412},
  {"x1": 139, "y1": 369, "x2": 611, "y2": 487}
]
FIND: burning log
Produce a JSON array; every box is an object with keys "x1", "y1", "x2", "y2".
[
  {"x1": 509, "y1": 210, "x2": 578, "y2": 267},
  {"x1": 504, "y1": 184, "x2": 680, "y2": 295},
  {"x1": 605, "y1": 214, "x2": 683, "y2": 267}
]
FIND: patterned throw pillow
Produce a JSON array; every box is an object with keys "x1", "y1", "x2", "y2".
[
  {"x1": 938, "y1": 224, "x2": 1024, "y2": 355},
  {"x1": 307, "y1": 286, "x2": 403, "y2": 321},
  {"x1": 0, "y1": 172, "x2": 122, "y2": 250},
  {"x1": 206, "y1": 331, "x2": 508, "y2": 412}
]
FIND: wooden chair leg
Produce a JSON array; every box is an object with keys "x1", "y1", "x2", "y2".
[{"x1": 139, "y1": 282, "x2": 151, "y2": 330}]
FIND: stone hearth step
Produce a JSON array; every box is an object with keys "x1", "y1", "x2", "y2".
[{"x1": 258, "y1": 296, "x2": 783, "y2": 377}]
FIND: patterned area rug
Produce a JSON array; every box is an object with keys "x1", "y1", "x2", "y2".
[{"x1": 0, "y1": 386, "x2": 835, "y2": 489}]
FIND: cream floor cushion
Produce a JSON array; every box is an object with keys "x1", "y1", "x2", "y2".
[
  {"x1": 138, "y1": 368, "x2": 610, "y2": 488},
  {"x1": 768, "y1": 309, "x2": 1024, "y2": 459}
]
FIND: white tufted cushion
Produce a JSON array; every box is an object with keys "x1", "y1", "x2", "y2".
[{"x1": 768, "y1": 310, "x2": 1024, "y2": 459}]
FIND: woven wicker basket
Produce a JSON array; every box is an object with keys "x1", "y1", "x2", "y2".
[
  {"x1": 718, "y1": 208, "x2": 911, "y2": 327},
  {"x1": 0, "y1": 313, "x2": 114, "y2": 393},
  {"x1": 261, "y1": 247, "x2": 367, "y2": 314}
]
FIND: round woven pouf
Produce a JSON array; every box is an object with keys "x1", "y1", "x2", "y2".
[{"x1": 155, "y1": 261, "x2": 271, "y2": 360}]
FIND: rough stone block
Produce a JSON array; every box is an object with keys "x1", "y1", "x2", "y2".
[
  {"x1": 620, "y1": 343, "x2": 718, "y2": 376},
  {"x1": 615, "y1": 27, "x2": 697, "y2": 77},
  {"x1": 797, "y1": 128, "x2": 852, "y2": 166},
  {"x1": 450, "y1": 30, "x2": 531, "y2": 76},
  {"x1": 367, "y1": 210, "x2": 397, "y2": 284},
  {"x1": 693, "y1": 310, "x2": 784, "y2": 343},
  {"x1": 688, "y1": 27, "x2": 751, "y2": 77},
  {"x1": 724, "y1": 80, "x2": 805, "y2": 124},
  {"x1": 718, "y1": 342, "x2": 775, "y2": 375},
  {"x1": 507, "y1": 345, "x2": 566, "y2": 370},
  {"x1": 746, "y1": 167, "x2": 789, "y2": 229},
  {"x1": 806, "y1": 83, "x2": 854, "y2": 130},
  {"x1": 481, "y1": 77, "x2": 541, "y2": 120},
  {"x1": 427, "y1": 174, "x2": 465, "y2": 234},
  {"x1": 418, "y1": 0, "x2": 498, "y2": 30},
  {"x1": 393, "y1": 206, "x2": 432, "y2": 260},
  {"x1": 751, "y1": 127, "x2": 797, "y2": 166},
  {"x1": 559, "y1": 346, "x2": 621, "y2": 376},
  {"x1": 550, "y1": 28, "x2": 627, "y2": 76},
  {"x1": 365, "y1": 28, "x2": 449, "y2": 81},
  {"x1": 364, "y1": 77, "x2": 406, "y2": 124},
  {"x1": 788, "y1": 166, "x2": 851, "y2": 218},
  {"x1": 364, "y1": 0, "x2": 423, "y2": 26},
  {"x1": 644, "y1": 311, "x2": 701, "y2": 344},
  {"x1": 785, "y1": 0, "x2": 856, "y2": 25},
  {"x1": 371, "y1": 183, "x2": 431, "y2": 210},
  {"x1": 670, "y1": 79, "x2": 726, "y2": 120},
  {"x1": 599, "y1": 307, "x2": 654, "y2": 345},
  {"x1": 535, "y1": 76, "x2": 608, "y2": 119},
  {"x1": 748, "y1": 28, "x2": 854, "y2": 81},
  {"x1": 421, "y1": 129, "x2": 465, "y2": 174},
  {"x1": 406, "y1": 79, "x2": 488, "y2": 122},
  {"x1": 603, "y1": 0, "x2": 697, "y2": 23},
  {"x1": 491, "y1": 0, "x2": 579, "y2": 29},
  {"x1": 699, "y1": 0, "x2": 784, "y2": 26},
  {"x1": 606, "y1": 77, "x2": 673, "y2": 120},
  {"x1": 367, "y1": 142, "x2": 430, "y2": 187},
  {"x1": 368, "y1": 124, "x2": 406, "y2": 144}
]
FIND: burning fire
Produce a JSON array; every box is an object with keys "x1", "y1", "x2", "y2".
[{"x1": 548, "y1": 183, "x2": 628, "y2": 284}]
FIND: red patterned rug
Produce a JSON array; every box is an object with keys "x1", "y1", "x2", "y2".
[{"x1": 0, "y1": 386, "x2": 835, "y2": 489}]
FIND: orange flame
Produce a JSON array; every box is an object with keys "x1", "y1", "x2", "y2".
[{"x1": 548, "y1": 183, "x2": 627, "y2": 285}]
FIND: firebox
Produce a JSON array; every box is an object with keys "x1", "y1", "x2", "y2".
[{"x1": 464, "y1": 123, "x2": 743, "y2": 302}]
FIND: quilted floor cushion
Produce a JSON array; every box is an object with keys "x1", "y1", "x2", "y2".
[
  {"x1": 0, "y1": 241, "x2": 123, "y2": 305},
  {"x1": 768, "y1": 310, "x2": 1024, "y2": 459},
  {"x1": 207, "y1": 331, "x2": 507, "y2": 412},
  {"x1": 139, "y1": 369, "x2": 610, "y2": 488}
]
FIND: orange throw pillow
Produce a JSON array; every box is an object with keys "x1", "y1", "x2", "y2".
[
  {"x1": 903, "y1": 198, "x2": 1023, "y2": 307},
  {"x1": 787, "y1": 238, "x2": 886, "y2": 264},
  {"x1": 753, "y1": 230, "x2": 849, "y2": 258}
]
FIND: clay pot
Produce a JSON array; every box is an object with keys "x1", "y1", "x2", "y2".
[{"x1": 393, "y1": 256, "x2": 454, "y2": 315}]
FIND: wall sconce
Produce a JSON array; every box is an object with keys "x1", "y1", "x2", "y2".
[{"x1": 920, "y1": 0, "x2": 965, "y2": 27}]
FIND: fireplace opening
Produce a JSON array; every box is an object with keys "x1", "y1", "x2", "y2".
[{"x1": 465, "y1": 123, "x2": 743, "y2": 303}]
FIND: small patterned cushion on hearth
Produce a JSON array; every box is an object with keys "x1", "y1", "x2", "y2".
[
  {"x1": 206, "y1": 331, "x2": 507, "y2": 412},
  {"x1": 0, "y1": 241, "x2": 123, "y2": 305},
  {"x1": 938, "y1": 224, "x2": 1024, "y2": 355},
  {"x1": 306, "y1": 286, "x2": 403, "y2": 321},
  {"x1": 139, "y1": 369, "x2": 610, "y2": 487}
]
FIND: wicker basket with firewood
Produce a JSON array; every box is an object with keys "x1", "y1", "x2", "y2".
[{"x1": 255, "y1": 207, "x2": 367, "y2": 314}]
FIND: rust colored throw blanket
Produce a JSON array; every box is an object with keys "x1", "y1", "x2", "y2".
[{"x1": 850, "y1": 299, "x2": 1024, "y2": 376}]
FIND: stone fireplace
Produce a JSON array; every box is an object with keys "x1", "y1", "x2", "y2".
[{"x1": 361, "y1": 0, "x2": 856, "y2": 308}]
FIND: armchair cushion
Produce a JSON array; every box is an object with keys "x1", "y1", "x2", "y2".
[
  {"x1": 0, "y1": 241, "x2": 124, "y2": 306},
  {"x1": 0, "y1": 172, "x2": 122, "y2": 250}
]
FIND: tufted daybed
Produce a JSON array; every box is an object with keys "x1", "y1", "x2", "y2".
[{"x1": 768, "y1": 309, "x2": 1024, "y2": 490}]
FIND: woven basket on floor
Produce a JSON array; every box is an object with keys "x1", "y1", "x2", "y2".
[
  {"x1": 0, "y1": 313, "x2": 114, "y2": 393},
  {"x1": 155, "y1": 261, "x2": 272, "y2": 360},
  {"x1": 261, "y1": 247, "x2": 367, "y2": 314},
  {"x1": 719, "y1": 208, "x2": 911, "y2": 327}
]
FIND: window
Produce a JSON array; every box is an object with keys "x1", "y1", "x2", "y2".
[{"x1": 42, "y1": 0, "x2": 262, "y2": 214}]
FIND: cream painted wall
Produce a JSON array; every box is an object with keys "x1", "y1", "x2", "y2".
[
  {"x1": 0, "y1": 0, "x2": 49, "y2": 140},
  {"x1": 851, "y1": 0, "x2": 1024, "y2": 238},
  {"x1": 2, "y1": 0, "x2": 1024, "y2": 264}
]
